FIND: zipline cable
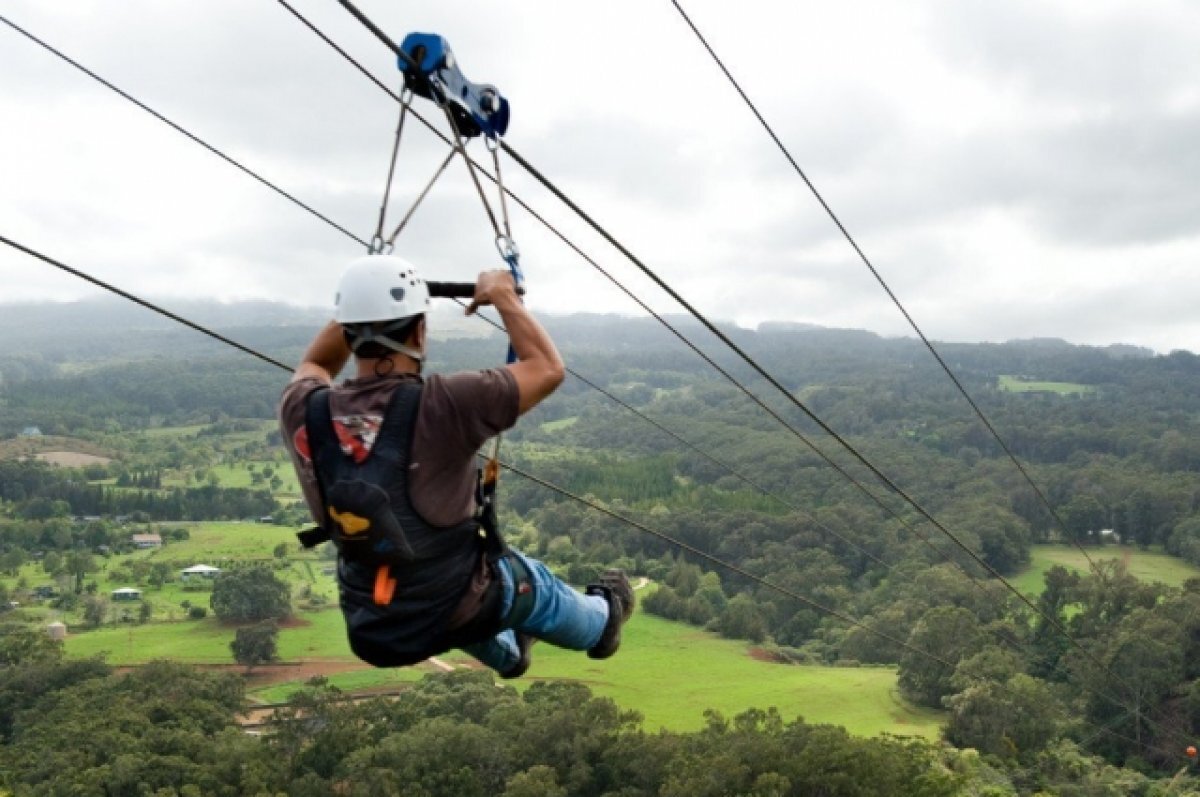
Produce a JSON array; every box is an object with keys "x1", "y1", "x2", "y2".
[
  {"x1": 0, "y1": 235, "x2": 291, "y2": 373},
  {"x1": 664, "y1": 0, "x2": 1099, "y2": 577},
  {"x1": 1, "y1": 239, "x2": 1178, "y2": 766},
  {"x1": 323, "y1": 0, "x2": 1196, "y2": 742},
  {"x1": 0, "y1": 14, "x2": 368, "y2": 251},
  {"x1": 0, "y1": 7, "x2": 1134, "y2": 689},
  {"x1": 1, "y1": 4, "x2": 921, "y2": 584},
  {"x1": 6, "y1": 11, "x2": 1178, "y2": 753},
  {"x1": 0, "y1": 234, "x2": 952, "y2": 676},
  {"x1": 455, "y1": 300, "x2": 895, "y2": 573},
  {"x1": 329, "y1": 0, "x2": 1140, "y2": 691},
  {"x1": 289, "y1": 0, "x2": 985, "y2": 582}
]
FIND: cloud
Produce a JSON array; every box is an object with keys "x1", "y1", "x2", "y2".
[{"x1": 3, "y1": 0, "x2": 1200, "y2": 355}]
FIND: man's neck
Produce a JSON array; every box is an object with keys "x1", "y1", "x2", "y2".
[{"x1": 355, "y1": 354, "x2": 421, "y2": 379}]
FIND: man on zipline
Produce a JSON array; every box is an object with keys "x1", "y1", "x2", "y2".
[{"x1": 278, "y1": 256, "x2": 633, "y2": 678}]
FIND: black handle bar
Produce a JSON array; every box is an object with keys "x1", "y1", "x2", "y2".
[{"x1": 426, "y1": 281, "x2": 524, "y2": 298}]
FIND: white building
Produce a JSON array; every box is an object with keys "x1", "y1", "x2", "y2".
[{"x1": 180, "y1": 564, "x2": 222, "y2": 581}]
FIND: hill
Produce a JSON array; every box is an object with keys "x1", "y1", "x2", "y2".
[{"x1": 4, "y1": 297, "x2": 1200, "y2": 790}]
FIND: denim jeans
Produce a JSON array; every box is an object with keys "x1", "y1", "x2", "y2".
[{"x1": 461, "y1": 550, "x2": 609, "y2": 673}]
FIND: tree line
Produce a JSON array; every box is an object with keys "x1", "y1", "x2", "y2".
[
  {"x1": 0, "y1": 460, "x2": 277, "y2": 523},
  {"x1": 7, "y1": 628, "x2": 1191, "y2": 796}
]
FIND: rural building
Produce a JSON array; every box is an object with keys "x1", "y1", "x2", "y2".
[
  {"x1": 131, "y1": 533, "x2": 162, "y2": 549},
  {"x1": 46, "y1": 621, "x2": 67, "y2": 641},
  {"x1": 180, "y1": 564, "x2": 221, "y2": 581},
  {"x1": 111, "y1": 587, "x2": 142, "y2": 602},
  {"x1": 20, "y1": 426, "x2": 42, "y2": 437}
]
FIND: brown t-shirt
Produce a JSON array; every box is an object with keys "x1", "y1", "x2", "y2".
[{"x1": 278, "y1": 369, "x2": 519, "y2": 528}]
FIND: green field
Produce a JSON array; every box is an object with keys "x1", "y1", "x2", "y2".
[
  {"x1": 1012, "y1": 544, "x2": 1200, "y2": 596},
  {"x1": 50, "y1": 561, "x2": 941, "y2": 736},
  {"x1": 249, "y1": 611, "x2": 942, "y2": 738},
  {"x1": 540, "y1": 416, "x2": 578, "y2": 433},
  {"x1": 20, "y1": 516, "x2": 944, "y2": 738},
  {"x1": 204, "y1": 462, "x2": 301, "y2": 496},
  {"x1": 998, "y1": 375, "x2": 1096, "y2": 396}
]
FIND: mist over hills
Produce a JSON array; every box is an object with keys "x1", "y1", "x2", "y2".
[
  {"x1": 0, "y1": 296, "x2": 1158, "y2": 353},
  {"x1": 0, "y1": 296, "x2": 1170, "y2": 394}
]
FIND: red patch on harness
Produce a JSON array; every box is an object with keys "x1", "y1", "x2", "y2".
[{"x1": 332, "y1": 415, "x2": 383, "y2": 464}]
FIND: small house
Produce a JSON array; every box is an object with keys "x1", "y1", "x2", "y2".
[
  {"x1": 46, "y1": 622, "x2": 67, "y2": 641},
  {"x1": 131, "y1": 533, "x2": 162, "y2": 549},
  {"x1": 180, "y1": 564, "x2": 221, "y2": 581},
  {"x1": 20, "y1": 426, "x2": 42, "y2": 437},
  {"x1": 111, "y1": 587, "x2": 142, "y2": 602}
]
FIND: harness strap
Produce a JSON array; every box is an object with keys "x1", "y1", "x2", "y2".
[
  {"x1": 296, "y1": 525, "x2": 330, "y2": 549},
  {"x1": 295, "y1": 386, "x2": 334, "y2": 550}
]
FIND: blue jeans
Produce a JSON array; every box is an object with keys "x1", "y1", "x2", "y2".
[{"x1": 461, "y1": 550, "x2": 609, "y2": 673}]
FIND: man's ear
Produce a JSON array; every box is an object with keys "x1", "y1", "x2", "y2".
[{"x1": 411, "y1": 316, "x2": 427, "y2": 352}]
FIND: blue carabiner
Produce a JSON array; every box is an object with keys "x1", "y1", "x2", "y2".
[{"x1": 495, "y1": 236, "x2": 523, "y2": 364}]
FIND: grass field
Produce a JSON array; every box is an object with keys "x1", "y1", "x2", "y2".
[
  {"x1": 998, "y1": 375, "x2": 1096, "y2": 396},
  {"x1": 540, "y1": 416, "x2": 578, "y2": 433},
  {"x1": 1012, "y1": 544, "x2": 1200, "y2": 596},
  {"x1": 52, "y1": 562, "x2": 942, "y2": 737},
  {"x1": 249, "y1": 611, "x2": 943, "y2": 738},
  {"x1": 15, "y1": 505, "x2": 944, "y2": 740},
  {"x1": 145, "y1": 521, "x2": 306, "y2": 560}
]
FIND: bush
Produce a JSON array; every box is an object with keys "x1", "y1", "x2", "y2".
[{"x1": 188, "y1": 606, "x2": 207, "y2": 620}]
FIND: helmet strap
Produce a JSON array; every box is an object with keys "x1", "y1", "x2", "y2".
[{"x1": 345, "y1": 317, "x2": 425, "y2": 364}]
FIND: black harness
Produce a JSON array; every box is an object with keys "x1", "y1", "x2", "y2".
[{"x1": 296, "y1": 383, "x2": 531, "y2": 667}]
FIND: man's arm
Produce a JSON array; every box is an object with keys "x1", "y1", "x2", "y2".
[
  {"x1": 291, "y1": 320, "x2": 351, "y2": 384},
  {"x1": 467, "y1": 271, "x2": 564, "y2": 415}
]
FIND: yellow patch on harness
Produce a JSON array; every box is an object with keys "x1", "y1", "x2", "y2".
[{"x1": 328, "y1": 506, "x2": 371, "y2": 536}]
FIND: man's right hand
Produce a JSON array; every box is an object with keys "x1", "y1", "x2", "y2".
[
  {"x1": 466, "y1": 270, "x2": 520, "y2": 316},
  {"x1": 467, "y1": 269, "x2": 564, "y2": 415}
]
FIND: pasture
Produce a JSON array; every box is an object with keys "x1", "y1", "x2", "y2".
[
  {"x1": 1012, "y1": 544, "x2": 1200, "y2": 596},
  {"x1": 998, "y1": 375, "x2": 1096, "y2": 396},
  {"x1": 249, "y1": 612, "x2": 943, "y2": 738}
]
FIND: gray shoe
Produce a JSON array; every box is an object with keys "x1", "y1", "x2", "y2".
[
  {"x1": 600, "y1": 568, "x2": 635, "y2": 621},
  {"x1": 500, "y1": 633, "x2": 535, "y2": 679},
  {"x1": 586, "y1": 570, "x2": 634, "y2": 660}
]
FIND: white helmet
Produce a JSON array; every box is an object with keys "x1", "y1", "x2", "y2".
[{"x1": 334, "y1": 255, "x2": 430, "y2": 324}]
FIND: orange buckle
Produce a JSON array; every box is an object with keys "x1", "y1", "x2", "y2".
[
  {"x1": 373, "y1": 564, "x2": 397, "y2": 606},
  {"x1": 484, "y1": 456, "x2": 500, "y2": 486}
]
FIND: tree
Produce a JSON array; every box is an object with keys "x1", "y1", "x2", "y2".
[
  {"x1": 210, "y1": 565, "x2": 291, "y2": 622},
  {"x1": 0, "y1": 548, "x2": 25, "y2": 576},
  {"x1": 945, "y1": 673, "x2": 1061, "y2": 759},
  {"x1": 147, "y1": 561, "x2": 174, "y2": 589},
  {"x1": 715, "y1": 594, "x2": 767, "y2": 642},
  {"x1": 64, "y1": 550, "x2": 98, "y2": 594},
  {"x1": 41, "y1": 550, "x2": 63, "y2": 578},
  {"x1": 898, "y1": 606, "x2": 986, "y2": 708},
  {"x1": 0, "y1": 623, "x2": 63, "y2": 666},
  {"x1": 83, "y1": 596, "x2": 109, "y2": 628},
  {"x1": 502, "y1": 765, "x2": 567, "y2": 797},
  {"x1": 231, "y1": 622, "x2": 279, "y2": 670}
]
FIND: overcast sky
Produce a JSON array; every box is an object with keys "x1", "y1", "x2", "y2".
[{"x1": 2, "y1": 0, "x2": 1199, "y2": 354}]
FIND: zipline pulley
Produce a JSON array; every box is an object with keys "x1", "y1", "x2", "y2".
[
  {"x1": 369, "y1": 31, "x2": 520, "y2": 292},
  {"x1": 398, "y1": 33, "x2": 510, "y2": 141}
]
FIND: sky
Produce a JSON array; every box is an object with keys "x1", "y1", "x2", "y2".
[{"x1": 2, "y1": 0, "x2": 1199, "y2": 354}]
